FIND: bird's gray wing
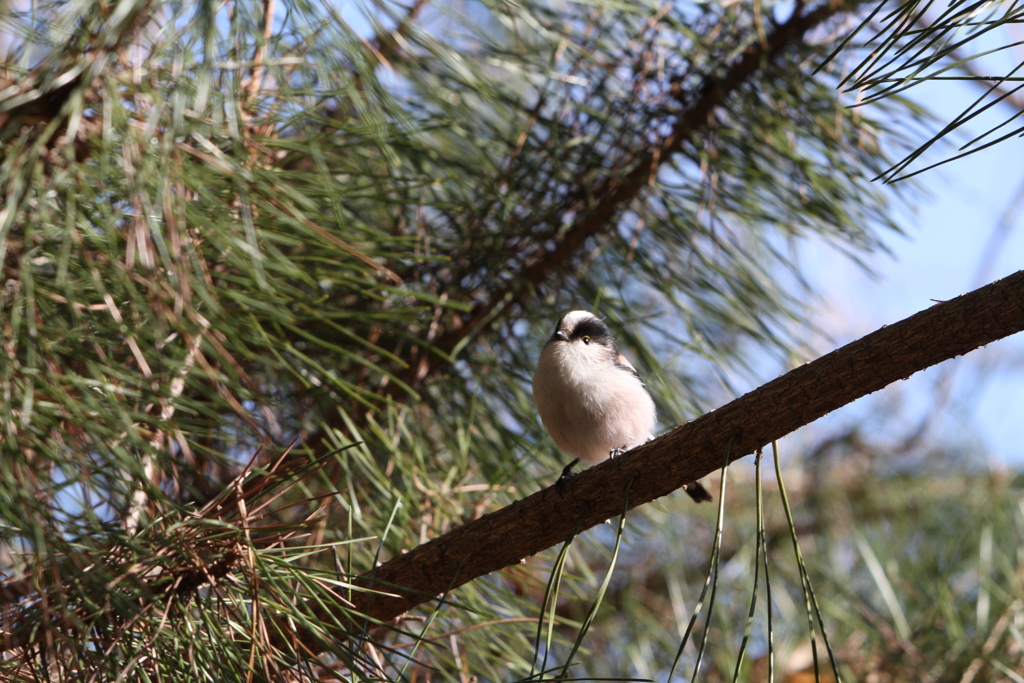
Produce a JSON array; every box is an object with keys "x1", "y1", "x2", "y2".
[{"x1": 615, "y1": 353, "x2": 644, "y2": 383}]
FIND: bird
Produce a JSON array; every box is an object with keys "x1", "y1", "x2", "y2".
[{"x1": 532, "y1": 310, "x2": 712, "y2": 503}]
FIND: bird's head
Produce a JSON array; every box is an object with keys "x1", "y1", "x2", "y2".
[{"x1": 548, "y1": 310, "x2": 617, "y2": 356}]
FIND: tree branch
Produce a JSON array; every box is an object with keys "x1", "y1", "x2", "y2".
[
  {"x1": 385, "y1": 0, "x2": 854, "y2": 393},
  {"x1": 296, "y1": 0, "x2": 858, "y2": 452},
  {"x1": 6, "y1": 268, "x2": 1022, "y2": 656},
  {"x1": 0, "y1": 0, "x2": 155, "y2": 143},
  {"x1": 241, "y1": 0, "x2": 277, "y2": 104},
  {"x1": 326, "y1": 269, "x2": 1024, "y2": 641}
]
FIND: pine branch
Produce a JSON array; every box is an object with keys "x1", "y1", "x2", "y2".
[
  {"x1": 0, "y1": 0, "x2": 154, "y2": 142},
  {"x1": 908, "y1": 11, "x2": 1024, "y2": 112},
  {"x1": 401, "y1": 1, "x2": 853, "y2": 388},
  {"x1": 0, "y1": 446, "x2": 322, "y2": 654},
  {"x1": 291, "y1": 269, "x2": 1024, "y2": 651},
  {"x1": 308, "y1": 0, "x2": 858, "y2": 431},
  {"x1": 241, "y1": 0, "x2": 277, "y2": 104},
  {"x1": 6, "y1": 271, "x2": 1020, "y2": 661},
  {"x1": 946, "y1": 44, "x2": 1024, "y2": 112}
]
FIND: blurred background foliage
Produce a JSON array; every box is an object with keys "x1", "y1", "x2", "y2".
[{"x1": 0, "y1": 0, "x2": 1022, "y2": 679}]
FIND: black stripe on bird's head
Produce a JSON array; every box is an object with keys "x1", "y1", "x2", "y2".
[{"x1": 550, "y1": 311, "x2": 616, "y2": 349}]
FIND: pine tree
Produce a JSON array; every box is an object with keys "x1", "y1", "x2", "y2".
[{"x1": 1, "y1": 0, "x2": 1023, "y2": 679}]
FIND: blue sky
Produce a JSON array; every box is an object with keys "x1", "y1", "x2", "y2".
[{"x1": 797, "y1": 71, "x2": 1024, "y2": 466}]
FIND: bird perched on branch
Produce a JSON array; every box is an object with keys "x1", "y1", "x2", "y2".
[{"x1": 532, "y1": 310, "x2": 712, "y2": 503}]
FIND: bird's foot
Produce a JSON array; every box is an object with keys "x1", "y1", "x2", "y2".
[
  {"x1": 609, "y1": 447, "x2": 626, "y2": 459},
  {"x1": 684, "y1": 481, "x2": 713, "y2": 503},
  {"x1": 555, "y1": 458, "x2": 579, "y2": 494}
]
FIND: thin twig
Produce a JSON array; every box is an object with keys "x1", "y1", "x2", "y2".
[
  {"x1": 125, "y1": 321, "x2": 210, "y2": 534},
  {"x1": 243, "y1": 0, "x2": 276, "y2": 104}
]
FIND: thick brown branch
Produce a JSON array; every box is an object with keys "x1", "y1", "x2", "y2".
[{"x1": 332, "y1": 270, "x2": 1024, "y2": 637}]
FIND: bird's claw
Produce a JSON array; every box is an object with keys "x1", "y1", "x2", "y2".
[
  {"x1": 609, "y1": 447, "x2": 626, "y2": 459},
  {"x1": 684, "y1": 481, "x2": 713, "y2": 503},
  {"x1": 555, "y1": 458, "x2": 579, "y2": 494}
]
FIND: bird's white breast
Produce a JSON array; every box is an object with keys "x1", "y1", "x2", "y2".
[{"x1": 532, "y1": 342, "x2": 656, "y2": 463}]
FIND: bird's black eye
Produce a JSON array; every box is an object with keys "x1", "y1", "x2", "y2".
[{"x1": 582, "y1": 336, "x2": 590, "y2": 344}]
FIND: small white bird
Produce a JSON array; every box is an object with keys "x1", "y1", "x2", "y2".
[{"x1": 532, "y1": 310, "x2": 711, "y2": 502}]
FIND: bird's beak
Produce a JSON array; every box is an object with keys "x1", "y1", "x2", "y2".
[{"x1": 553, "y1": 331, "x2": 569, "y2": 342}]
